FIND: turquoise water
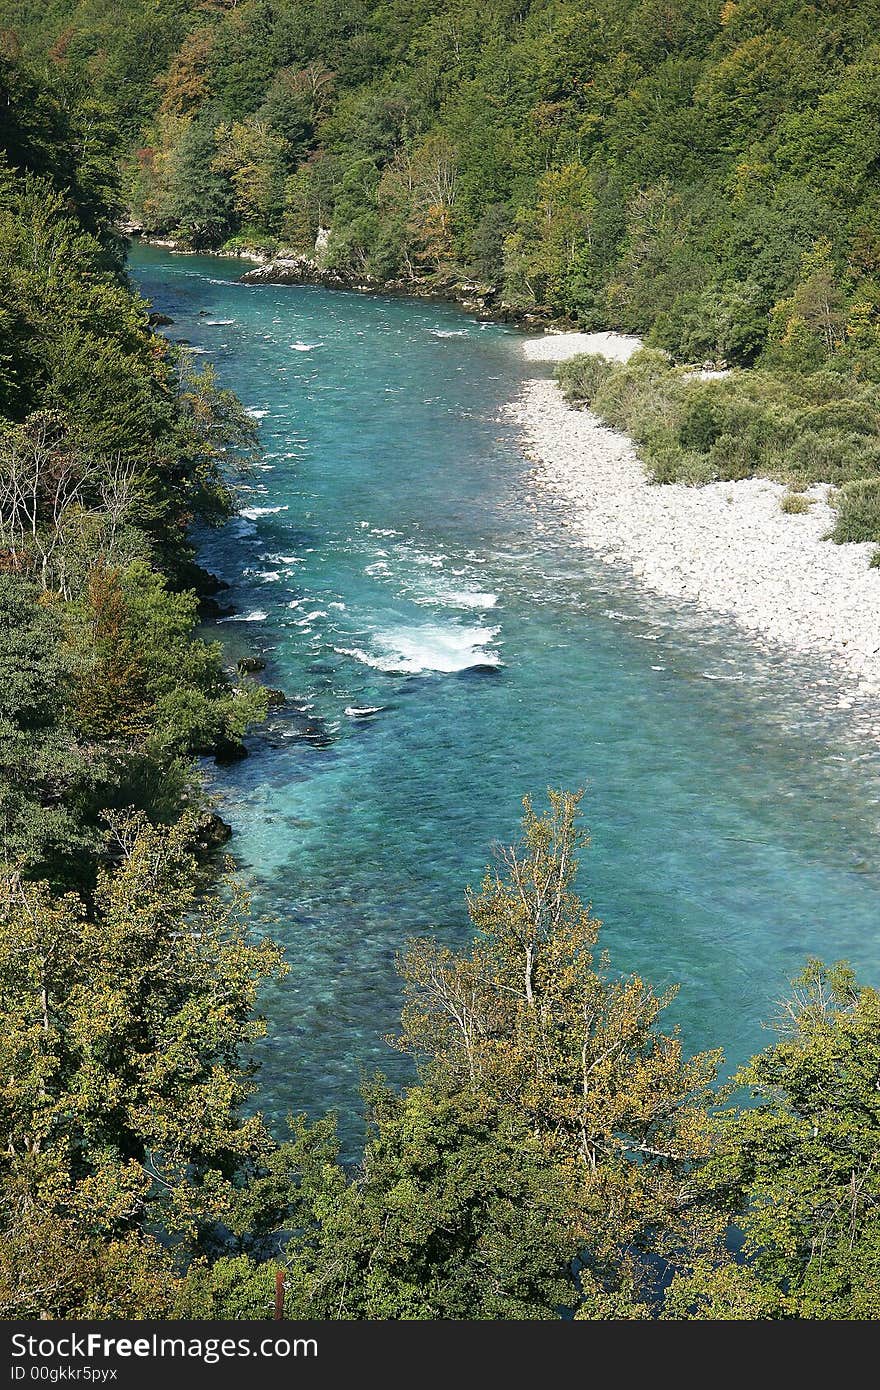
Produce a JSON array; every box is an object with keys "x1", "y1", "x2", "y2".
[{"x1": 132, "y1": 245, "x2": 880, "y2": 1151}]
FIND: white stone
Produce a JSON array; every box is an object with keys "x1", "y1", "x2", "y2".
[
  {"x1": 521, "y1": 331, "x2": 644, "y2": 364},
  {"x1": 506, "y1": 377, "x2": 880, "y2": 709}
]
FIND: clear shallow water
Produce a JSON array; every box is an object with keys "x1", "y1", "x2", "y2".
[{"x1": 132, "y1": 245, "x2": 880, "y2": 1151}]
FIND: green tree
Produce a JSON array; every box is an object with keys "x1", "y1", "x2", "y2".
[
  {"x1": 285, "y1": 791, "x2": 723, "y2": 1318},
  {"x1": 767, "y1": 238, "x2": 846, "y2": 369},
  {"x1": 666, "y1": 961, "x2": 880, "y2": 1319},
  {"x1": 505, "y1": 162, "x2": 596, "y2": 310},
  {"x1": 212, "y1": 118, "x2": 291, "y2": 233},
  {"x1": 161, "y1": 110, "x2": 235, "y2": 246},
  {"x1": 0, "y1": 574, "x2": 100, "y2": 884},
  {"x1": 0, "y1": 813, "x2": 286, "y2": 1318}
]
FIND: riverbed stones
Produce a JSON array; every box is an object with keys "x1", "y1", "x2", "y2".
[{"x1": 509, "y1": 373, "x2": 880, "y2": 711}]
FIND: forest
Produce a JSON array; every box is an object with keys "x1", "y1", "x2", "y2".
[
  {"x1": 7, "y1": 0, "x2": 877, "y2": 358},
  {"x1": 6, "y1": 0, "x2": 880, "y2": 546},
  {"x1": 1, "y1": 2, "x2": 879, "y2": 1320}
]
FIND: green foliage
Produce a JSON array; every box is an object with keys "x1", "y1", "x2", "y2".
[
  {"x1": 285, "y1": 792, "x2": 723, "y2": 1319},
  {"x1": 285, "y1": 1086, "x2": 587, "y2": 1320},
  {"x1": 0, "y1": 574, "x2": 103, "y2": 883},
  {"x1": 0, "y1": 43, "x2": 122, "y2": 251},
  {"x1": 780, "y1": 491, "x2": 812, "y2": 515},
  {"x1": 829, "y1": 478, "x2": 880, "y2": 552},
  {"x1": 668, "y1": 962, "x2": 880, "y2": 1319},
  {"x1": 559, "y1": 349, "x2": 880, "y2": 518},
  {"x1": 69, "y1": 562, "x2": 266, "y2": 754},
  {"x1": 4, "y1": 3, "x2": 880, "y2": 1323},
  {"x1": 556, "y1": 353, "x2": 616, "y2": 406},
  {"x1": 0, "y1": 49, "x2": 267, "y2": 893},
  {"x1": 176, "y1": 1257, "x2": 278, "y2": 1320},
  {"x1": 13, "y1": 0, "x2": 874, "y2": 390},
  {"x1": 0, "y1": 814, "x2": 287, "y2": 1318}
]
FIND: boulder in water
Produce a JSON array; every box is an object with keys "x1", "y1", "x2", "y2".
[
  {"x1": 197, "y1": 812, "x2": 233, "y2": 852},
  {"x1": 214, "y1": 738, "x2": 249, "y2": 764},
  {"x1": 237, "y1": 655, "x2": 267, "y2": 673}
]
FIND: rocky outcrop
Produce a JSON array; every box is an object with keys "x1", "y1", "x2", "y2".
[
  {"x1": 237, "y1": 254, "x2": 566, "y2": 327},
  {"x1": 214, "y1": 737, "x2": 249, "y2": 764},
  {"x1": 196, "y1": 811, "x2": 233, "y2": 852},
  {"x1": 130, "y1": 230, "x2": 572, "y2": 327}
]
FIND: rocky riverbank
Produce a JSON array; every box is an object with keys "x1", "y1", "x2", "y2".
[
  {"x1": 513, "y1": 338, "x2": 880, "y2": 716},
  {"x1": 130, "y1": 230, "x2": 566, "y2": 325},
  {"x1": 235, "y1": 252, "x2": 561, "y2": 326},
  {"x1": 130, "y1": 225, "x2": 585, "y2": 327}
]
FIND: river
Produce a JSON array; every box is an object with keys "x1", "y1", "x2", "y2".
[{"x1": 131, "y1": 244, "x2": 880, "y2": 1151}]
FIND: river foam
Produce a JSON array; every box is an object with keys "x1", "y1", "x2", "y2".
[{"x1": 335, "y1": 622, "x2": 501, "y2": 675}]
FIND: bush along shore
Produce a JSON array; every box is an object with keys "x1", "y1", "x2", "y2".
[
  {"x1": 0, "y1": 54, "x2": 269, "y2": 897},
  {"x1": 557, "y1": 348, "x2": 880, "y2": 555}
]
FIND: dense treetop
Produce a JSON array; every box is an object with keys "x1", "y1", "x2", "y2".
[
  {"x1": 9, "y1": 1, "x2": 879, "y2": 538},
  {"x1": 0, "y1": 40, "x2": 264, "y2": 891},
  {"x1": 6, "y1": 0, "x2": 878, "y2": 376}
]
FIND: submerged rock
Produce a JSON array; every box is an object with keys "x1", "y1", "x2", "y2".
[
  {"x1": 197, "y1": 812, "x2": 233, "y2": 851},
  {"x1": 198, "y1": 596, "x2": 236, "y2": 620},
  {"x1": 300, "y1": 721, "x2": 332, "y2": 746},
  {"x1": 214, "y1": 738, "x2": 249, "y2": 765},
  {"x1": 197, "y1": 569, "x2": 230, "y2": 596},
  {"x1": 237, "y1": 655, "x2": 267, "y2": 673}
]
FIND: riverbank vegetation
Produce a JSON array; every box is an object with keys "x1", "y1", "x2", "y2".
[
  {"x1": 8, "y1": 0, "x2": 879, "y2": 368},
  {"x1": 558, "y1": 346, "x2": 880, "y2": 555},
  {"x1": 7, "y1": 0, "x2": 880, "y2": 548},
  {"x1": 0, "y1": 43, "x2": 277, "y2": 1311},
  {"x1": 0, "y1": 47, "x2": 266, "y2": 893}
]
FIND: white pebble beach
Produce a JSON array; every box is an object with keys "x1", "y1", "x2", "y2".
[{"x1": 512, "y1": 332, "x2": 880, "y2": 709}]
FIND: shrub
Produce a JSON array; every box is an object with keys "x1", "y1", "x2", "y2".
[
  {"x1": 829, "y1": 478, "x2": 880, "y2": 545},
  {"x1": 555, "y1": 349, "x2": 880, "y2": 552},
  {"x1": 556, "y1": 353, "x2": 615, "y2": 405},
  {"x1": 780, "y1": 491, "x2": 812, "y2": 513},
  {"x1": 221, "y1": 230, "x2": 279, "y2": 256},
  {"x1": 784, "y1": 432, "x2": 880, "y2": 486},
  {"x1": 650, "y1": 449, "x2": 718, "y2": 486},
  {"x1": 706, "y1": 432, "x2": 761, "y2": 481},
  {"x1": 591, "y1": 350, "x2": 681, "y2": 440},
  {"x1": 676, "y1": 386, "x2": 728, "y2": 452},
  {"x1": 795, "y1": 400, "x2": 880, "y2": 436}
]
